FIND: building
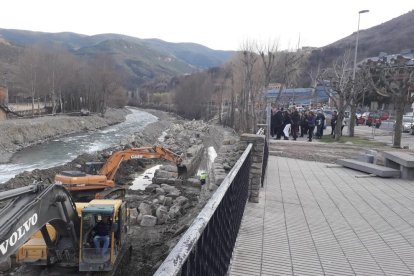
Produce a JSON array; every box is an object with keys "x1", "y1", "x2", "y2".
[{"x1": 265, "y1": 84, "x2": 331, "y2": 107}]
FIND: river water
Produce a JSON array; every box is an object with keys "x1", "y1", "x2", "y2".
[{"x1": 0, "y1": 108, "x2": 158, "y2": 184}]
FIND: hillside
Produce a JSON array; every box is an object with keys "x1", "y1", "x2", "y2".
[
  {"x1": 308, "y1": 10, "x2": 414, "y2": 69},
  {"x1": 0, "y1": 29, "x2": 235, "y2": 88}
]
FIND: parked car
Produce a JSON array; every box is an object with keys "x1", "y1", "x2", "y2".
[
  {"x1": 366, "y1": 113, "x2": 381, "y2": 128},
  {"x1": 401, "y1": 116, "x2": 414, "y2": 132},
  {"x1": 361, "y1": 111, "x2": 370, "y2": 120},
  {"x1": 356, "y1": 115, "x2": 366, "y2": 125},
  {"x1": 378, "y1": 111, "x2": 390, "y2": 121}
]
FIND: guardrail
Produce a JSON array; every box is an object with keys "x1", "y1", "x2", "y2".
[{"x1": 154, "y1": 143, "x2": 253, "y2": 276}]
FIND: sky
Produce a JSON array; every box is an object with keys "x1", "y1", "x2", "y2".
[{"x1": 0, "y1": 0, "x2": 412, "y2": 51}]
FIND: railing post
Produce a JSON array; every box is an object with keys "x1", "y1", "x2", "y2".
[{"x1": 240, "y1": 134, "x2": 265, "y2": 203}]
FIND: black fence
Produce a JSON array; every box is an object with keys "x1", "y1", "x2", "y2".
[
  {"x1": 262, "y1": 137, "x2": 269, "y2": 187},
  {"x1": 154, "y1": 144, "x2": 253, "y2": 276}
]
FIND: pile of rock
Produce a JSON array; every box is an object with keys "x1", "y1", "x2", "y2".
[
  {"x1": 209, "y1": 133, "x2": 240, "y2": 191},
  {"x1": 129, "y1": 183, "x2": 191, "y2": 227}
]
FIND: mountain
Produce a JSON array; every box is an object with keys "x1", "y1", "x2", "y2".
[
  {"x1": 0, "y1": 29, "x2": 235, "y2": 88},
  {"x1": 307, "y1": 10, "x2": 414, "y2": 69}
]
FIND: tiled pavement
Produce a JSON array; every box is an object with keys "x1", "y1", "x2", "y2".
[{"x1": 228, "y1": 156, "x2": 414, "y2": 276}]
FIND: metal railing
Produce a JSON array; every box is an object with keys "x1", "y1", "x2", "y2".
[
  {"x1": 154, "y1": 144, "x2": 253, "y2": 276},
  {"x1": 262, "y1": 137, "x2": 269, "y2": 187}
]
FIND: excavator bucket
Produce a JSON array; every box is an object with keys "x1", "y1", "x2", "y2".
[{"x1": 177, "y1": 165, "x2": 188, "y2": 178}]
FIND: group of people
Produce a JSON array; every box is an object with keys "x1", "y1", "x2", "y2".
[{"x1": 270, "y1": 105, "x2": 343, "y2": 142}]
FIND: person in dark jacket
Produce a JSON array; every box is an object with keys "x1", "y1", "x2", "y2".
[
  {"x1": 274, "y1": 107, "x2": 284, "y2": 139},
  {"x1": 300, "y1": 111, "x2": 308, "y2": 137},
  {"x1": 315, "y1": 110, "x2": 326, "y2": 139},
  {"x1": 291, "y1": 107, "x2": 300, "y2": 141},
  {"x1": 307, "y1": 111, "x2": 316, "y2": 142},
  {"x1": 331, "y1": 111, "x2": 338, "y2": 137},
  {"x1": 93, "y1": 216, "x2": 112, "y2": 256}
]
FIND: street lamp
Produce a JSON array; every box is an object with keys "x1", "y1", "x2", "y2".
[
  {"x1": 349, "y1": 9, "x2": 369, "y2": 135},
  {"x1": 352, "y1": 10, "x2": 369, "y2": 80}
]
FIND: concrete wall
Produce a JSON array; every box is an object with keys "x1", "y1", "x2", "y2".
[{"x1": 240, "y1": 134, "x2": 265, "y2": 203}]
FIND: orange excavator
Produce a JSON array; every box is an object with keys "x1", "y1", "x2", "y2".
[{"x1": 54, "y1": 146, "x2": 187, "y2": 201}]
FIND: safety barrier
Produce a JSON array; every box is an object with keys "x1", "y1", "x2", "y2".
[{"x1": 154, "y1": 144, "x2": 253, "y2": 276}]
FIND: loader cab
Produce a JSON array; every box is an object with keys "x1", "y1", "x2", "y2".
[{"x1": 79, "y1": 200, "x2": 129, "y2": 272}]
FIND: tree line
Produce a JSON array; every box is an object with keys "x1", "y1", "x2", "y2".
[
  {"x1": 171, "y1": 40, "x2": 413, "y2": 147},
  {"x1": 11, "y1": 44, "x2": 127, "y2": 115}
]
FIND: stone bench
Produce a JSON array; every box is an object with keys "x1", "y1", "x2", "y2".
[
  {"x1": 336, "y1": 159, "x2": 400, "y2": 178},
  {"x1": 383, "y1": 151, "x2": 414, "y2": 180}
]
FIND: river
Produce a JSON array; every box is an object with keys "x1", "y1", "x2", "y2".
[{"x1": 0, "y1": 109, "x2": 158, "y2": 184}]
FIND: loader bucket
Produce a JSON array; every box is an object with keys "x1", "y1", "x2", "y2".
[{"x1": 177, "y1": 165, "x2": 188, "y2": 178}]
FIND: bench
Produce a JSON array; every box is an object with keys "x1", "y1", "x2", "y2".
[
  {"x1": 382, "y1": 151, "x2": 414, "y2": 180},
  {"x1": 336, "y1": 159, "x2": 400, "y2": 178}
]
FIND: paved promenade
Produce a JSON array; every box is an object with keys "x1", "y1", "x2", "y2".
[{"x1": 229, "y1": 156, "x2": 414, "y2": 276}]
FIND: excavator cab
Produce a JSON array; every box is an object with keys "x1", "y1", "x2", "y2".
[
  {"x1": 79, "y1": 199, "x2": 129, "y2": 272},
  {"x1": 84, "y1": 162, "x2": 105, "y2": 175}
]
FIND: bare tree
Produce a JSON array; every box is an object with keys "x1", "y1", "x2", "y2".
[
  {"x1": 17, "y1": 46, "x2": 41, "y2": 116},
  {"x1": 239, "y1": 40, "x2": 258, "y2": 132},
  {"x1": 273, "y1": 50, "x2": 304, "y2": 103},
  {"x1": 257, "y1": 40, "x2": 279, "y2": 90},
  {"x1": 318, "y1": 50, "x2": 353, "y2": 140},
  {"x1": 362, "y1": 56, "x2": 414, "y2": 148}
]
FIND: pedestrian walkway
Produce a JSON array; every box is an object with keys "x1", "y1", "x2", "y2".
[{"x1": 229, "y1": 156, "x2": 414, "y2": 276}]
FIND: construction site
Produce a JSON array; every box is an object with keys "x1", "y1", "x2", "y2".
[{"x1": 0, "y1": 107, "x2": 240, "y2": 275}]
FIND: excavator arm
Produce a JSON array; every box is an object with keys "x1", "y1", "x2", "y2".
[
  {"x1": 0, "y1": 184, "x2": 80, "y2": 263},
  {"x1": 99, "y1": 146, "x2": 185, "y2": 181}
]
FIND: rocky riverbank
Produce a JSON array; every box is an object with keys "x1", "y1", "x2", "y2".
[
  {"x1": 0, "y1": 108, "x2": 130, "y2": 163},
  {"x1": 1, "y1": 108, "x2": 241, "y2": 276}
]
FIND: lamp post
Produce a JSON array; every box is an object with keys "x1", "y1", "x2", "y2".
[
  {"x1": 349, "y1": 9, "x2": 369, "y2": 136},
  {"x1": 352, "y1": 10, "x2": 369, "y2": 80},
  {"x1": 353, "y1": 10, "x2": 369, "y2": 103}
]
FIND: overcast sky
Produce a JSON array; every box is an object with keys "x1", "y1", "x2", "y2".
[{"x1": 0, "y1": 0, "x2": 412, "y2": 51}]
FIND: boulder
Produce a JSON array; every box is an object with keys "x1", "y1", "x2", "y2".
[
  {"x1": 215, "y1": 174, "x2": 227, "y2": 186},
  {"x1": 174, "y1": 196, "x2": 189, "y2": 206},
  {"x1": 185, "y1": 178, "x2": 201, "y2": 187},
  {"x1": 138, "y1": 202, "x2": 152, "y2": 216},
  {"x1": 161, "y1": 165, "x2": 178, "y2": 173},
  {"x1": 168, "y1": 188, "x2": 181, "y2": 198},
  {"x1": 160, "y1": 184, "x2": 176, "y2": 194},
  {"x1": 158, "y1": 195, "x2": 166, "y2": 202},
  {"x1": 140, "y1": 215, "x2": 157, "y2": 227},
  {"x1": 168, "y1": 205, "x2": 182, "y2": 219},
  {"x1": 164, "y1": 196, "x2": 173, "y2": 207},
  {"x1": 145, "y1": 184, "x2": 160, "y2": 193},
  {"x1": 156, "y1": 206, "x2": 169, "y2": 224},
  {"x1": 137, "y1": 213, "x2": 143, "y2": 224},
  {"x1": 154, "y1": 170, "x2": 175, "y2": 179},
  {"x1": 155, "y1": 188, "x2": 165, "y2": 195},
  {"x1": 223, "y1": 163, "x2": 232, "y2": 171},
  {"x1": 129, "y1": 208, "x2": 139, "y2": 225}
]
